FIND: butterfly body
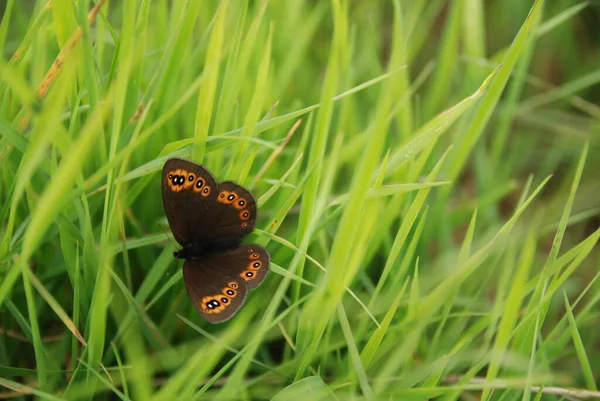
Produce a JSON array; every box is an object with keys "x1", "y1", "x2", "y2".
[
  {"x1": 162, "y1": 158, "x2": 269, "y2": 323},
  {"x1": 173, "y1": 237, "x2": 242, "y2": 260}
]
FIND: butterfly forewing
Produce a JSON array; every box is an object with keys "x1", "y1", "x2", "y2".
[
  {"x1": 162, "y1": 158, "x2": 218, "y2": 246},
  {"x1": 211, "y1": 181, "x2": 257, "y2": 239}
]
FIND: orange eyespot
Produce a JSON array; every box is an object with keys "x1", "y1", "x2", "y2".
[
  {"x1": 201, "y1": 296, "x2": 227, "y2": 314},
  {"x1": 193, "y1": 177, "x2": 205, "y2": 193},
  {"x1": 250, "y1": 252, "x2": 260, "y2": 259},
  {"x1": 249, "y1": 261, "x2": 262, "y2": 270},
  {"x1": 240, "y1": 270, "x2": 255, "y2": 280},
  {"x1": 218, "y1": 191, "x2": 229, "y2": 203},
  {"x1": 183, "y1": 173, "x2": 195, "y2": 189},
  {"x1": 168, "y1": 170, "x2": 187, "y2": 192},
  {"x1": 227, "y1": 282, "x2": 238, "y2": 289},
  {"x1": 239, "y1": 209, "x2": 250, "y2": 221},
  {"x1": 223, "y1": 192, "x2": 237, "y2": 204},
  {"x1": 223, "y1": 287, "x2": 237, "y2": 297},
  {"x1": 234, "y1": 198, "x2": 247, "y2": 210},
  {"x1": 241, "y1": 222, "x2": 248, "y2": 228},
  {"x1": 201, "y1": 185, "x2": 211, "y2": 197}
]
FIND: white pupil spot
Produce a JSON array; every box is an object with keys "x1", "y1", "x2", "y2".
[
  {"x1": 228, "y1": 195, "x2": 235, "y2": 200},
  {"x1": 254, "y1": 262, "x2": 260, "y2": 268},
  {"x1": 222, "y1": 298, "x2": 228, "y2": 303},
  {"x1": 246, "y1": 272, "x2": 253, "y2": 277},
  {"x1": 227, "y1": 290, "x2": 234, "y2": 295}
]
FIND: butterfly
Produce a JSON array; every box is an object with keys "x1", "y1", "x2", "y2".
[{"x1": 162, "y1": 158, "x2": 269, "y2": 323}]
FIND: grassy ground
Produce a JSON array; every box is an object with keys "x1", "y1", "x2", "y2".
[{"x1": 1, "y1": 0, "x2": 599, "y2": 400}]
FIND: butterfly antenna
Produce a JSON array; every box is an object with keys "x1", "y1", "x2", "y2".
[{"x1": 157, "y1": 222, "x2": 178, "y2": 249}]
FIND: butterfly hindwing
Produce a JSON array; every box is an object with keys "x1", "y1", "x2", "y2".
[
  {"x1": 217, "y1": 244, "x2": 270, "y2": 290},
  {"x1": 183, "y1": 259, "x2": 248, "y2": 323},
  {"x1": 162, "y1": 158, "x2": 218, "y2": 246}
]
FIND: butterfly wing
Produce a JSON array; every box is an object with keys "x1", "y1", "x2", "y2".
[
  {"x1": 211, "y1": 181, "x2": 258, "y2": 240},
  {"x1": 183, "y1": 259, "x2": 248, "y2": 323},
  {"x1": 182, "y1": 245, "x2": 270, "y2": 323},
  {"x1": 161, "y1": 158, "x2": 218, "y2": 246},
  {"x1": 217, "y1": 244, "x2": 270, "y2": 290}
]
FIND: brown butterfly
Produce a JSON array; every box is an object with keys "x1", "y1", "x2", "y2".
[{"x1": 162, "y1": 158, "x2": 269, "y2": 323}]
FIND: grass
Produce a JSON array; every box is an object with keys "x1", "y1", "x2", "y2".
[{"x1": 1, "y1": 0, "x2": 599, "y2": 399}]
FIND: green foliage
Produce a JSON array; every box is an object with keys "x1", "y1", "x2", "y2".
[{"x1": 0, "y1": 0, "x2": 598, "y2": 399}]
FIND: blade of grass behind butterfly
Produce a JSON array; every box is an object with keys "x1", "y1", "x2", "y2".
[
  {"x1": 251, "y1": 119, "x2": 303, "y2": 189},
  {"x1": 190, "y1": 1, "x2": 227, "y2": 162},
  {"x1": 295, "y1": 0, "x2": 411, "y2": 380},
  {"x1": 3, "y1": 1, "x2": 49, "y2": 67},
  {"x1": 533, "y1": 229, "x2": 600, "y2": 358},
  {"x1": 257, "y1": 153, "x2": 304, "y2": 206},
  {"x1": 442, "y1": 0, "x2": 545, "y2": 199},
  {"x1": 563, "y1": 294, "x2": 597, "y2": 391},
  {"x1": 151, "y1": 0, "x2": 205, "y2": 119},
  {"x1": 290, "y1": 0, "x2": 346, "y2": 346},
  {"x1": 0, "y1": 377, "x2": 66, "y2": 401},
  {"x1": 429, "y1": 208, "x2": 476, "y2": 356},
  {"x1": 103, "y1": 280, "x2": 153, "y2": 400},
  {"x1": 101, "y1": 246, "x2": 175, "y2": 366},
  {"x1": 178, "y1": 315, "x2": 286, "y2": 381},
  {"x1": 27, "y1": 268, "x2": 86, "y2": 345},
  {"x1": 372, "y1": 176, "x2": 550, "y2": 395},
  {"x1": 517, "y1": 146, "x2": 588, "y2": 401},
  {"x1": 0, "y1": 60, "x2": 74, "y2": 258},
  {"x1": 337, "y1": 303, "x2": 373, "y2": 399},
  {"x1": 0, "y1": 58, "x2": 39, "y2": 121},
  {"x1": 229, "y1": 26, "x2": 272, "y2": 184},
  {"x1": 1, "y1": 62, "x2": 78, "y2": 392},
  {"x1": 390, "y1": 0, "x2": 413, "y2": 140},
  {"x1": 291, "y1": 129, "x2": 344, "y2": 304},
  {"x1": 368, "y1": 148, "x2": 451, "y2": 309},
  {"x1": 109, "y1": 269, "x2": 168, "y2": 351},
  {"x1": 265, "y1": 229, "x2": 377, "y2": 324},
  {"x1": 356, "y1": 64, "x2": 495, "y2": 270},
  {"x1": 489, "y1": 3, "x2": 541, "y2": 173},
  {"x1": 76, "y1": 359, "x2": 130, "y2": 401},
  {"x1": 275, "y1": 4, "x2": 325, "y2": 97},
  {"x1": 481, "y1": 222, "x2": 537, "y2": 401},
  {"x1": 212, "y1": 1, "x2": 265, "y2": 172},
  {"x1": 152, "y1": 307, "x2": 256, "y2": 399},
  {"x1": 428, "y1": 178, "x2": 532, "y2": 380},
  {"x1": 111, "y1": 342, "x2": 129, "y2": 399},
  {"x1": 88, "y1": 0, "x2": 138, "y2": 391},
  {"x1": 422, "y1": 0, "x2": 461, "y2": 119},
  {"x1": 359, "y1": 279, "x2": 409, "y2": 371},
  {"x1": 76, "y1": 0, "x2": 101, "y2": 143}
]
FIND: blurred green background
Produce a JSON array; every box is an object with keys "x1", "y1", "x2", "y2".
[{"x1": 0, "y1": 0, "x2": 599, "y2": 400}]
